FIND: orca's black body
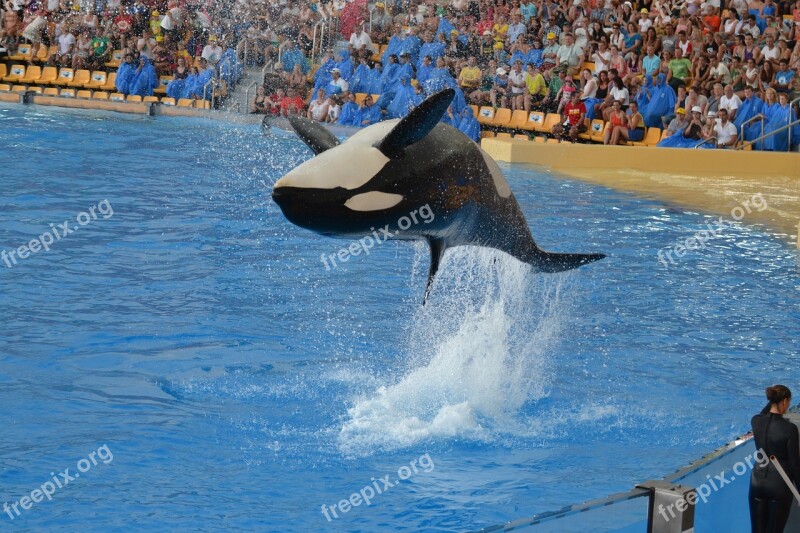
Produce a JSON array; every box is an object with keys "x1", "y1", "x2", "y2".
[{"x1": 271, "y1": 89, "x2": 604, "y2": 302}]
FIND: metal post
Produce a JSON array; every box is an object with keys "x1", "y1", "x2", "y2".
[{"x1": 636, "y1": 480, "x2": 696, "y2": 533}]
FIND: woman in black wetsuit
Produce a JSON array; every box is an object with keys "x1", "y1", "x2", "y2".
[{"x1": 749, "y1": 384, "x2": 800, "y2": 533}]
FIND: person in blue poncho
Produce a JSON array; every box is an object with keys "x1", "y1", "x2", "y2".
[
  {"x1": 423, "y1": 57, "x2": 454, "y2": 95},
  {"x1": 457, "y1": 105, "x2": 481, "y2": 142},
  {"x1": 386, "y1": 75, "x2": 416, "y2": 118},
  {"x1": 217, "y1": 47, "x2": 242, "y2": 90},
  {"x1": 395, "y1": 52, "x2": 414, "y2": 84},
  {"x1": 657, "y1": 106, "x2": 713, "y2": 148},
  {"x1": 186, "y1": 59, "x2": 215, "y2": 100},
  {"x1": 380, "y1": 54, "x2": 401, "y2": 92},
  {"x1": 636, "y1": 74, "x2": 653, "y2": 114},
  {"x1": 335, "y1": 49, "x2": 353, "y2": 80},
  {"x1": 642, "y1": 73, "x2": 676, "y2": 128},
  {"x1": 365, "y1": 61, "x2": 384, "y2": 95},
  {"x1": 338, "y1": 92, "x2": 360, "y2": 127},
  {"x1": 356, "y1": 94, "x2": 382, "y2": 126},
  {"x1": 128, "y1": 56, "x2": 159, "y2": 96},
  {"x1": 416, "y1": 55, "x2": 433, "y2": 86},
  {"x1": 382, "y1": 26, "x2": 405, "y2": 65},
  {"x1": 397, "y1": 27, "x2": 421, "y2": 64},
  {"x1": 441, "y1": 105, "x2": 461, "y2": 128},
  {"x1": 115, "y1": 53, "x2": 137, "y2": 95},
  {"x1": 763, "y1": 92, "x2": 800, "y2": 152},
  {"x1": 733, "y1": 86, "x2": 765, "y2": 144},
  {"x1": 281, "y1": 42, "x2": 310, "y2": 75},
  {"x1": 313, "y1": 52, "x2": 336, "y2": 92},
  {"x1": 436, "y1": 17, "x2": 457, "y2": 39},
  {"x1": 417, "y1": 30, "x2": 445, "y2": 70},
  {"x1": 348, "y1": 58, "x2": 371, "y2": 94},
  {"x1": 167, "y1": 65, "x2": 195, "y2": 99}
]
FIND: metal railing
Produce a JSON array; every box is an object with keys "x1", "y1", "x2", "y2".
[
  {"x1": 242, "y1": 80, "x2": 258, "y2": 115},
  {"x1": 736, "y1": 95, "x2": 800, "y2": 150},
  {"x1": 694, "y1": 136, "x2": 717, "y2": 149},
  {"x1": 235, "y1": 39, "x2": 249, "y2": 71},
  {"x1": 202, "y1": 78, "x2": 221, "y2": 109},
  {"x1": 738, "y1": 114, "x2": 764, "y2": 149},
  {"x1": 311, "y1": 21, "x2": 326, "y2": 65}
]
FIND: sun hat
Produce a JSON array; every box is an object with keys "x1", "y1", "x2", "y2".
[
  {"x1": 496, "y1": 67, "x2": 507, "y2": 75},
  {"x1": 707, "y1": 110, "x2": 717, "y2": 117},
  {"x1": 676, "y1": 107, "x2": 686, "y2": 114},
  {"x1": 691, "y1": 105, "x2": 702, "y2": 113},
  {"x1": 331, "y1": 67, "x2": 341, "y2": 73},
  {"x1": 493, "y1": 42, "x2": 504, "y2": 49},
  {"x1": 641, "y1": 7, "x2": 648, "y2": 12},
  {"x1": 450, "y1": 29, "x2": 458, "y2": 34},
  {"x1": 546, "y1": 32, "x2": 556, "y2": 40},
  {"x1": 375, "y1": 1, "x2": 384, "y2": 7},
  {"x1": 483, "y1": 30, "x2": 491, "y2": 36}
]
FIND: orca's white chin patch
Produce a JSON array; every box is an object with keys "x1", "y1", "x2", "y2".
[{"x1": 344, "y1": 192, "x2": 404, "y2": 212}]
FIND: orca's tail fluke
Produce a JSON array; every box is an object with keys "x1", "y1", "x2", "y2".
[{"x1": 530, "y1": 251, "x2": 606, "y2": 273}]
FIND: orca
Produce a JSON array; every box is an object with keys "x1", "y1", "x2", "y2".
[{"x1": 272, "y1": 88, "x2": 604, "y2": 302}]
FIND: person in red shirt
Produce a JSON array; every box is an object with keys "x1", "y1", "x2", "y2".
[
  {"x1": 280, "y1": 87, "x2": 305, "y2": 116},
  {"x1": 701, "y1": 6, "x2": 721, "y2": 34},
  {"x1": 551, "y1": 91, "x2": 587, "y2": 142}
]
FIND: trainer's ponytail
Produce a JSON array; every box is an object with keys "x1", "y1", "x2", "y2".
[{"x1": 766, "y1": 384, "x2": 792, "y2": 404}]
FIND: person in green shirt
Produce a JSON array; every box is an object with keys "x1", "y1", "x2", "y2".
[
  {"x1": 541, "y1": 67, "x2": 566, "y2": 112},
  {"x1": 90, "y1": 35, "x2": 111, "y2": 70},
  {"x1": 667, "y1": 48, "x2": 692, "y2": 92}
]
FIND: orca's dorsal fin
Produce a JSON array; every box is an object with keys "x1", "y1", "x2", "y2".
[
  {"x1": 423, "y1": 238, "x2": 446, "y2": 305},
  {"x1": 376, "y1": 89, "x2": 455, "y2": 159},
  {"x1": 288, "y1": 115, "x2": 341, "y2": 154}
]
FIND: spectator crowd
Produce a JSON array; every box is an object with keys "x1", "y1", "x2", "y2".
[{"x1": 2, "y1": 0, "x2": 799, "y2": 149}]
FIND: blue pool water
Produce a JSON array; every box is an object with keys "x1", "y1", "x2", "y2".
[{"x1": 0, "y1": 104, "x2": 798, "y2": 532}]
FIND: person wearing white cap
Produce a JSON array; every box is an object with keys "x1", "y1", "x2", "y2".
[
  {"x1": 327, "y1": 68, "x2": 349, "y2": 95},
  {"x1": 490, "y1": 66, "x2": 510, "y2": 108}
]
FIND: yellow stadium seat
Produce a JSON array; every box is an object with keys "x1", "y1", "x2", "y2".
[
  {"x1": 469, "y1": 104, "x2": 479, "y2": 116},
  {"x1": 109, "y1": 92, "x2": 125, "y2": 101},
  {"x1": 370, "y1": 93, "x2": 380, "y2": 103},
  {"x1": 52, "y1": 68, "x2": 75, "y2": 86},
  {"x1": 154, "y1": 75, "x2": 173, "y2": 95},
  {"x1": 26, "y1": 85, "x2": 43, "y2": 93},
  {"x1": 579, "y1": 119, "x2": 604, "y2": 141},
  {"x1": 477, "y1": 106, "x2": 495, "y2": 125},
  {"x1": 660, "y1": 129, "x2": 669, "y2": 141},
  {"x1": 508, "y1": 110, "x2": 529, "y2": 130},
  {"x1": 8, "y1": 44, "x2": 32, "y2": 62},
  {"x1": 18, "y1": 65, "x2": 42, "y2": 84},
  {"x1": 197, "y1": 100, "x2": 211, "y2": 109},
  {"x1": 539, "y1": 113, "x2": 562, "y2": 133},
  {"x1": 512, "y1": 133, "x2": 529, "y2": 140},
  {"x1": 355, "y1": 92, "x2": 367, "y2": 105},
  {"x1": 85, "y1": 71, "x2": 107, "y2": 90},
  {"x1": 546, "y1": 137, "x2": 560, "y2": 143},
  {"x1": 59, "y1": 88, "x2": 76, "y2": 97},
  {"x1": 42, "y1": 87, "x2": 59, "y2": 96},
  {"x1": 632, "y1": 127, "x2": 663, "y2": 147},
  {"x1": 592, "y1": 122, "x2": 610, "y2": 143},
  {"x1": 34, "y1": 45, "x2": 49, "y2": 62},
  {"x1": 177, "y1": 98, "x2": 195, "y2": 107},
  {"x1": 99, "y1": 72, "x2": 117, "y2": 91},
  {"x1": 67, "y1": 69, "x2": 91, "y2": 88},
  {"x1": 0, "y1": 83, "x2": 9, "y2": 91},
  {"x1": 105, "y1": 50, "x2": 123, "y2": 68},
  {"x1": 161, "y1": 97, "x2": 176, "y2": 105},
  {"x1": 496, "y1": 132, "x2": 513, "y2": 139},
  {"x1": 11, "y1": 85, "x2": 27, "y2": 93},
  {"x1": 143, "y1": 96, "x2": 159, "y2": 103},
  {"x1": 127, "y1": 94, "x2": 143, "y2": 102},
  {"x1": 521, "y1": 111, "x2": 544, "y2": 131},
  {"x1": 0, "y1": 65, "x2": 6, "y2": 80},
  {"x1": 533, "y1": 135, "x2": 546, "y2": 143},
  {"x1": 76, "y1": 90, "x2": 92, "y2": 98},
  {"x1": 490, "y1": 107, "x2": 512, "y2": 128},
  {"x1": 480, "y1": 130, "x2": 495, "y2": 138},
  {"x1": 92, "y1": 91, "x2": 109, "y2": 100},
  {"x1": 3, "y1": 64, "x2": 27, "y2": 83},
  {"x1": 34, "y1": 66, "x2": 57, "y2": 85}
]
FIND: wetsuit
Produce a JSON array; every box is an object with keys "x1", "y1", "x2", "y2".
[{"x1": 749, "y1": 403, "x2": 800, "y2": 533}]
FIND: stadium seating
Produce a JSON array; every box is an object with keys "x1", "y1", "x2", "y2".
[
  {"x1": 52, "y1": 68, "x2": 75, "y2": 86},
  {"x1": 92, "y1": 91, "x2": 110, "y2": 100},
  {"x1": 18, "y1": 66, "x2": 42, "y2": 84},
  {"x1": 34, "y1": 67, "x2": 58, "y2": 85},
  {"x1": 3, "y1": 65, "x2": 26, "y2": 83},
  {"x1": 85, "y1": 71, "x2": 108, "y2": 90},
  {"x1": 67, "y1": 70, "x2": 91, "y2": 88}
]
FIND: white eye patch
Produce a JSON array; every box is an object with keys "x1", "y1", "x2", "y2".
[{"x1": 344, "y1": 192, "x2": 404, "y2": 211}]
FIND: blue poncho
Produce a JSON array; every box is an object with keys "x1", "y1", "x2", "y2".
[
  {"x1": 417, "y1": 42, "x2": 445, "y2": 70},
  {"x1": 281, "y1": 47, "x2": 310, "y2": 74},
  {"x1": 643, "y1": 74, "x2": 676, "y2": 128},
  {"x1": 313, "y1": 57, "x2": 336, "y2": 91},
  {"x1": 218, "y1": 48, "x2": 243, "y2": 89},
  {"x1": 338, "y1": 101, "x2": 360, "y2": 127},
  {"x1": 763, "y1": 103, "x2": 800, "y2": 152},
  {"x1": 335, "y1": 50, "x2": 353, "y2": 80},
  {"x1": 382, "y1": 34, "x2": 405, "y2": 64},
  {"x1": 115, "y1": 60, "x2": 136, "y2": 95},
  {"x1": 417, "y1": 63, "x2": 433, "y2": 86},
  {"x1": 398, "y1": 35, "x2": 421, "y2": 64},
  {"x1": 128, "y1": 57, "x2": 158, "y2": 97},
  {"x1": 733, "y1": 95, "x2": 764, "y2": 143},
  {"x1": 348, "y1": 63, "x2": 371, "y2": 94},
  {"x1": 365, "y1": 66, "x2": 383, "y2": 95},
  {"x1": 357, "y1": 103, "x2": 382, "y2": 127},
  {"x1": 457, "y1": 106, "x2": 481, "y2": 142},
  {"x1": 386, "y1": 76, "x2": 416, "y2": 119}
]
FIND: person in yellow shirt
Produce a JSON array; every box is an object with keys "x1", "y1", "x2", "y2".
[
  {"x1": 458, "y1": 56, "x2": 482, "y2": 90},
  {"x1": 521, "y1": 63, "x2": 548, "y2": 111},
  {"x1": 493, "y1": 14, "x2": 509, "y2": 43}
]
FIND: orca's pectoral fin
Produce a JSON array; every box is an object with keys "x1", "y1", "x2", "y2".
[
  {"x1": 423, "y1": 238, "x2": 446, "y2": 305},
  {"x1": 287, "y1": 115, "x2": 341, "y2": 154}
]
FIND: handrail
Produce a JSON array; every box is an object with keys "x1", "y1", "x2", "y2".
[
  {"x1": 243, "y1": 80, "x2": 258, "y2": 115},
  {"x1": 311, "y1": 21, "x2": 326, "y2": 65},
  {"x1": 236, "y1": 39, "x2": 249, "y2": 70},
  {"x1": 694, "y1": 136, "x2": 717, "y2": 149},
  {"x1": 738, "y1": 114, "x2": 764, "y2": 150},
  {"x1": 369, "y1": 6, "x2": 375, "y2": 33},
  {"x1": 741, "y1": 117, "x2": 800, "y2": 150},
  {"x1": 202, "y1": 77, "x2": 219, "y2": 109}
]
